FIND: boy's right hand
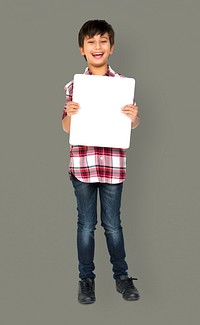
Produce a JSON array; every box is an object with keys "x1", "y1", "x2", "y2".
[{"x1": 64, "y1": 101, "x2": 80, "y2": 117}]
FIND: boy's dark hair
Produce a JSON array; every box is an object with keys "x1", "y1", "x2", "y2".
[{"x1": 78, "y1": 20, "x2": 115, "y2": 48}]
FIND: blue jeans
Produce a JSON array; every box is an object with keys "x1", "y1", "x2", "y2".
[{"x1": 71, "y1": 174, "x2": 128, "y2": 280}]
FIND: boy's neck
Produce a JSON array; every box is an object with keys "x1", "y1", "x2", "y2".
[{"x1": 87, "y1": 64, "x2": 109, "y2": 76}]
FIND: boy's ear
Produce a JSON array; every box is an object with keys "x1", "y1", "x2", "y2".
[
  {"x1": 79, "y1": 47, "x2": 85, "y2": 56},
  {"x1": 79, "y1": 47, "x2": 87, "y2": 61},
  {"x1": 110, "y1": 44, "x2": 114, "y2": 55}
]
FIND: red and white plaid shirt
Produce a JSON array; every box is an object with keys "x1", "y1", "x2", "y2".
[{"x1": 62, "y1": 66, "x2": 129, "y2": 184}]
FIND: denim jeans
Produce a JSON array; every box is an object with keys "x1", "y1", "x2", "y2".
[{"x1": 71, "y1": 173, "x2": 128, "y2": 280}]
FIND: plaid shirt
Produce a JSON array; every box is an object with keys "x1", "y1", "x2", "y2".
[{"x1": 62, "y1": 66, "x2": 128, "y2": 184}]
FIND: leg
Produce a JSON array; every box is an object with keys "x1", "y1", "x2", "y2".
[
  {"x1": 71, "y1": 174, "x2": 98, "y2": 279},
  {"x1": 99, "y1": 182, "x2": 128, "y2": 279}
]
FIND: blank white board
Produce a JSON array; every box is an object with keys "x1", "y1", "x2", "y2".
[{"x1": 69, "y1": 74, "x2": 135, "y2": 148}]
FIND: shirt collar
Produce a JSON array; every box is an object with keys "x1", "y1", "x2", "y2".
[{"x1": 84, "y1": 65, "x2": 116, "y2": 77}]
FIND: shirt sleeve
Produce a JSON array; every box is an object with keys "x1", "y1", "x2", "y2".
[{"x1": 62, "y1": 80, "x2": 74, "y2": 120}]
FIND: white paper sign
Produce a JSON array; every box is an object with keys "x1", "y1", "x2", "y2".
[{"x1": 69, "y1": 74, "x2": 135, "y2": 148}]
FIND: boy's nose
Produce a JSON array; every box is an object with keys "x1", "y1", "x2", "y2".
[{"x1": 95, "y1": 42, "x2": 101, "y2": 49}]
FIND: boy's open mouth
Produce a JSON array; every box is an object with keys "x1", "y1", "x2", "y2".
[{"x1": 92, "y1": 52, "x2": 104, "y2": 59}]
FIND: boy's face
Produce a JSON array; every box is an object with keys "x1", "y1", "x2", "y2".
[{"x1": 79, "y1": 32, "x2": 114, "y2": 71}]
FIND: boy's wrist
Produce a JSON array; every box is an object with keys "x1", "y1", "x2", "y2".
[{"x1": 131, "y1": 116, "x2": 140, "y2": 129}]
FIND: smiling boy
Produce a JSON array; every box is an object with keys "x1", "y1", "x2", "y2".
[{"x1": 62, "y1": 20, "x2": 140, "y2": 304}]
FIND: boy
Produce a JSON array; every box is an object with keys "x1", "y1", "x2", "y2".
[{"x1": 62, "y1": 20, "x2": 140, "y2": 304}]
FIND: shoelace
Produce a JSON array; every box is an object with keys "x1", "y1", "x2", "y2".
[
  {"x1": 123, "y1": 277, "x2": 138, "y2": 288},
  {"x1": 80, "y1": 279, "x2": 93, "y2": 293}
]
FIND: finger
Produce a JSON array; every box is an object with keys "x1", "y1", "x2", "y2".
[
  {"x1": 122, "y1": 106, "x2": 131, "y2": 111},
  {"x1": 69, "y1": 106, "x2": 80, "y2": 116},
  {"x1": 68, "y1": 104, "x2": 77, "y2": 109},
  {"x1": 122, "y1": 104, "x2": 133, "y2": 109},
  {"x1": 67, "y1": 102, "x2": 79, "y2": 108},
  {"x1": 67, "y1": 105, "x2": 80, "y2": 114},
  {"x1": 122, "y1": 107, "x2": 137, "y2": 114}
]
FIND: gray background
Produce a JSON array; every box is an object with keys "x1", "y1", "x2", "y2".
[{"x1": 0, "y1": 0, "x2": 199, "y2": 324}]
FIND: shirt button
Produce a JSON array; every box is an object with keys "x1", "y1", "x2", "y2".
[{"x1": 100, "y1": 156, "x2": 103, "y2": 161}]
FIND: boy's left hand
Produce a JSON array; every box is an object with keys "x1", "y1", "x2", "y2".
[{"x1": 121, "y1": 103, "x2": 139, "y2": 123}]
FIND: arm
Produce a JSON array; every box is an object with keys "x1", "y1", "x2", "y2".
[
  {"x1": 121, "y1": 103, "x2": 140, "y2": 129},
  {"x1": 131, "y1": 115, "x2": 140, "y2": 129},
  {"x1": 62, "y1": 115, "x2": 71, "y2": 133},
  {"x1": 62, "y1": 102, "x2": 80, "y2": 133}
]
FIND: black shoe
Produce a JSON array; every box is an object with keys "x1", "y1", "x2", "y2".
[
  {"x1": 116, "y1": 275, "x2": 140, "y2": 301},
  {"x1": 78, "y1": 278, "x2": 96, "y2": 304}
]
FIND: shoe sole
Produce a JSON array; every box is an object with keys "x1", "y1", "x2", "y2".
[
  {"x1": 78, "y1": 299, "x2": 96, "y2": 304},
  {"x1": 123, "y1": 295, "x2": 140, "y2": 301},
  {"x1": 117, "y1": 288, "x2": 140, "y2": 301}
]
